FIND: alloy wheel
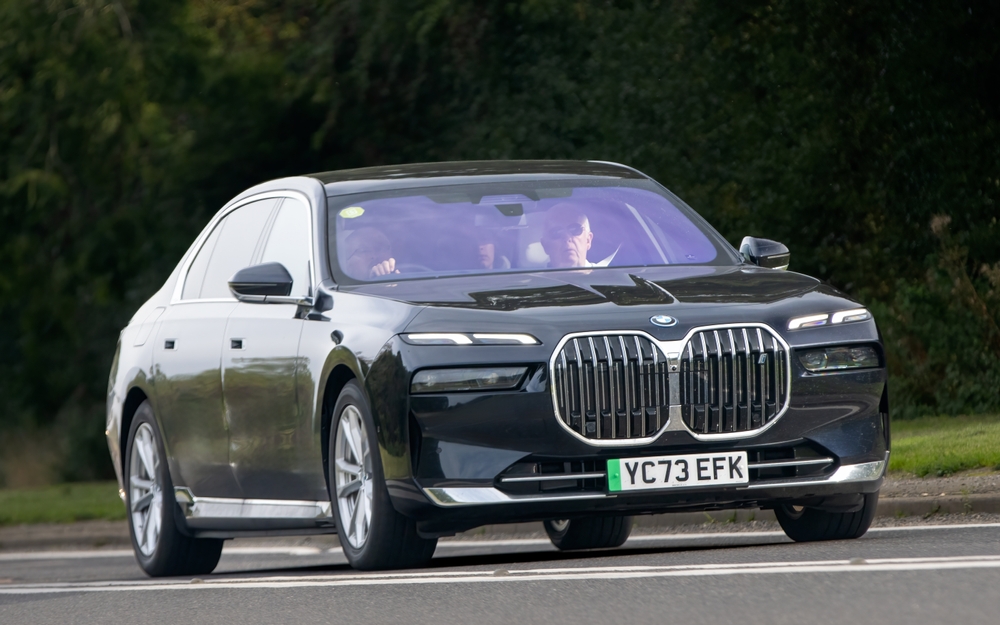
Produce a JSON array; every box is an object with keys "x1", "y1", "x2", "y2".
[
  {"x1": 549, "y1": 519, "x2": 570, "y2": 533},
  {"x1": 334, "y1": 404, "x2": 373, "y2": 549},
  {"x1": 129, "y1": 422, "x2": 163, "y2": 556}
]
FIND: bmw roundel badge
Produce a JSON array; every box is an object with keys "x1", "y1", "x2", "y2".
[{"x1": 650, "y1": 314, "x2": 677, "y2": 327}]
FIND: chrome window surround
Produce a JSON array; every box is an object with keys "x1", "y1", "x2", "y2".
[
  {"x1": 547, "y1": 323, "x2": 793, "y2": 446},
  {"x1": 170, "y1": 190, "x2": 318, "y2": 305}
]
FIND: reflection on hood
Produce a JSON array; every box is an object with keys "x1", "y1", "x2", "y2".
[{"x1": 345, "y1": 266, "x2": 821, "y2": 311}]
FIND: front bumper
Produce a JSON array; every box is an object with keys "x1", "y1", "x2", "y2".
[
  {"x1": 392, "y1": 370, "x2": 887, "y2": 534},
  {"x1": 423, "y1": 454, "x2": 887, "y2": 507},
  {"x1": 400, "y1": 454, "x2": 886, "y2": 536},
  {"x1": 369, "y1": 330, "x2": 889, "y2": 535}
]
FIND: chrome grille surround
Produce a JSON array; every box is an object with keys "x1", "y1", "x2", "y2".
[
  {"x1": 549, "y1": 324, "x2": 792, "y2": 446},
  {"x1": 680, "y1": 325, "x2": 791, "y2": 437},
  {"x1": 551, "y1": 333, "x2": 670, "y2": 446}
]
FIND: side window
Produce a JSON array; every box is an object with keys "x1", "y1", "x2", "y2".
[
  {"x1": 182, "y1": 218, "x2": 225, "y2": 300},
  {"x1": 260, "y1": 199, "x2": 312, "y2": 296},
  {"x1": 192, "y1": 198, "x2": 279, "y2": 299}
]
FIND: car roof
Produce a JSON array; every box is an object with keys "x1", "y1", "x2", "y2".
[{"x1": 307, "y1": 160, "x2": 649, "y2": 196}]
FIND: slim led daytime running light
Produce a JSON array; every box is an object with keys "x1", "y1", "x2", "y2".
[
  {"x1": 405, "y1": 333, "x2": 473, "y2": 345},
  {"x1": 788, "y1": 314, "x2": 828, "y2": 330},
  {"x1": 403, "y1": 332, "x2": 541, "y2": 345},
  {"x1": 831, "y1": 308, "x2": 871, "y2": 324},
  {"x1": 788, "y1": 308, "x2": 872, "y2": 331},
  {"x1": 471, "y1": 333, "x2": 540, "y2": 345}
]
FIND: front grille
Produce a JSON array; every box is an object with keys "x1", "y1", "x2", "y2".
[
  {"x1": 680, "y1": 326, "x2": 789, "y2": 435},
  {"x1": 552, "y1": 334, "x2": 669, "y2": 441}
]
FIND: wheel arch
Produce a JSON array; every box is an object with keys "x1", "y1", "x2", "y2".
[
  {"x1": 320, "y1": 364, "x2": 358, "y2": 496},
  {"x1": 120, "y1": 386, "x2": 151, "y2": 470}
]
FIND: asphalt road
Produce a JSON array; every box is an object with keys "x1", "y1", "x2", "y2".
[{"x1": 3, "y1": 523, "x2": 1000, "y2": 624}]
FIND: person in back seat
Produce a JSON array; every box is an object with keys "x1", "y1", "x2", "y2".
[{"x1": 476, "y1": 230, "x2": 511, "y2": 270}]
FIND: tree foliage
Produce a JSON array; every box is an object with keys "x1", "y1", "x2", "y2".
[{"x1": 0, "y1": 0, "x2": 997, "y2": 482}]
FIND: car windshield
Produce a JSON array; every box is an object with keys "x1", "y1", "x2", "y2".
[{"x1": 329, "y1": 180, "x2": 738, "y2": 282}]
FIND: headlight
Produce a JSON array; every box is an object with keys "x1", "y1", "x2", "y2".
[
  {"x1": 403, "y1": 333, "x2": 540, "y2": 345},
  {"x1": 410, "y1": 367, "x2": 529, "y2": 393},
  {"x1": 798, "y1": 346, "x2": 879, "y2": 372},
  {"x1": 787, "y1": 308, "x2": 871, "y2": 330}
]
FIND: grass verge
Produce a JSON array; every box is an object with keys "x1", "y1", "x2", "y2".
[
  {"x1": 890, "y1": 414, "x2": 1000, "y2": 477},
  {"x1": 0, "y1": 481, "x2": 125, "y2": 526}
]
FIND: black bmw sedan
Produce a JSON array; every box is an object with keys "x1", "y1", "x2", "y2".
[{"x1": 106, "y1": 160, "x2": 889, "y2": 576}]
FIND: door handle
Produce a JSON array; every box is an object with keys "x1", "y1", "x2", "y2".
[
  {"x1": 231, "y1": 338, "x2": 244, "y2": 350},
  {"x1": 164, "y1": 339, "x2": 176, "y2": 350}
]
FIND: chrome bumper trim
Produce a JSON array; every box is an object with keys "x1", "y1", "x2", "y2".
[
  {"x1": 174, "y1": 489, "x2": 332, "y2": 519},
  {"x1": 423, "y1": 488, "x2": 609, "y2": 507},
  {"x1": 422, "y1": 454, "x2": 888, "y2": 507},
  {"x1": 745, "y1": 454, "x2": 887, "y2": 490},
  {"x1": 500, "y1": 472, "x2": 606, "y2": 483},
  {"x1": 746, "y1": 457, "x2": 834, "y2": 470}
]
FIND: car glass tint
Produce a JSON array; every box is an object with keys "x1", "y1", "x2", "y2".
[
  {"x1": 260, "y1": 199, "x2": 311, "y2": 297},
  {"x1": 182, "y1": 216, "x2": 225, "y2": 300},
  {"x1": 331, "y1": 183, "x2": 729, "y2": 282},
  {"x1": 199, "y1": 198, "x2": 279, "y2": 299}
]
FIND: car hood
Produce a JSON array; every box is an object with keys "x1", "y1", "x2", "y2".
[
  {"x1": 344, "y1": 265, "x2": 821, "y2": 308},
  {"x1": 341, "y1": 266, "x2": 865, "y2": 340}
]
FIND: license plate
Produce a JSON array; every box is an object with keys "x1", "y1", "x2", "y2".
[{"x1": 607, "y1": 451, "x2": 749, "y2": 492}]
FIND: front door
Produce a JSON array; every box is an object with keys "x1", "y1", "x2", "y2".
[{"x1": 223, "y1": 198, "x2": 320, "y2": 500}]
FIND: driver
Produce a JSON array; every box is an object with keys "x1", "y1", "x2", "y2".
[
  {"x1": 540, "y1": 203, "x2": 594, "y2": 268},
  {"x1": 342, "y1": 227, "x2": 399, "y2": 278}
]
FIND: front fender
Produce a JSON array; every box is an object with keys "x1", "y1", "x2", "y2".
[{"x1": 364, "y1": 337, "x2": 413, "y2": 481}]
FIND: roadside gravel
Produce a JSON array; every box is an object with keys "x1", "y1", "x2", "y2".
[{"x1": 881, "y1": 470, "x2": 1000, "y2": 498}]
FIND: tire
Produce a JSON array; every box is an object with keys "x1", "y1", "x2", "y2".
[
  {"x1": 124, "y1": 401, "x2": 223, "y2": 577},
  {"x1": 543, "y1": 516, "x2": 634, "y2": 551},
  {"x1": 775, "y1": 492, "x2": 879, "y2": 542},
  {"x1": 329, "y1": 380, "x2": 437, "y2": 570}
]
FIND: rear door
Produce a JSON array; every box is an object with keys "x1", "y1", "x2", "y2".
[{"x1": 153, "y1": 198, "x2": 277, "y2": 498}]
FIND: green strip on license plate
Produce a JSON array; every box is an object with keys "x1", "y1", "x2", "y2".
[{"x1": 607, "y1": 458, "x2": 622, "y2": 492}]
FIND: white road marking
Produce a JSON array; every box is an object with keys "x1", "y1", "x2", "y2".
[
  {"x1": 1, "y1": 522, "x2": 997, "y2": 563},
  {"x1": 3, "y1": 555, "x2": 1000, "y2": 594},
  {"x1": 0, "y1": 550, "x2": 135, "y2": 561},
  {"x1": 0, "y1": 546, "x2": 327, "y2": 562}
]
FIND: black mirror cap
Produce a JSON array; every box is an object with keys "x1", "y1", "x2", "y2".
[
  {"x1": 229, "y1": 262, "x2": 294, "y2": 297},
  {"x1": 740, "y1": 236, "x2": 790, "y2": 270}
]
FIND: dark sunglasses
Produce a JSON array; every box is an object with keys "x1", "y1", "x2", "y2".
[{"x1": 543, "y1": 223, "x2": 587, "y2": 239}]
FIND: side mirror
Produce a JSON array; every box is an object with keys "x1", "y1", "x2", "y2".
[
  {"x1": 740, "y1": 236, "x2": 790, "y2": 270},
  {"x1": 228, "y1": 263, "x2": 313, "y2": 306}
]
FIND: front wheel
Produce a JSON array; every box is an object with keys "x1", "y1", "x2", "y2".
[
  {"x1": 125, "y1": 401, "x2": 223, "y2": 577},
  {"x1": 543, "y1": 516, "x2": 634, "y2": 551},
  {"x1": 775, "y1": 492, "x2": 879, "y2": 542},
  {"x1": 329, "y1": 381, "x2": 437, "y2": 570}
]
